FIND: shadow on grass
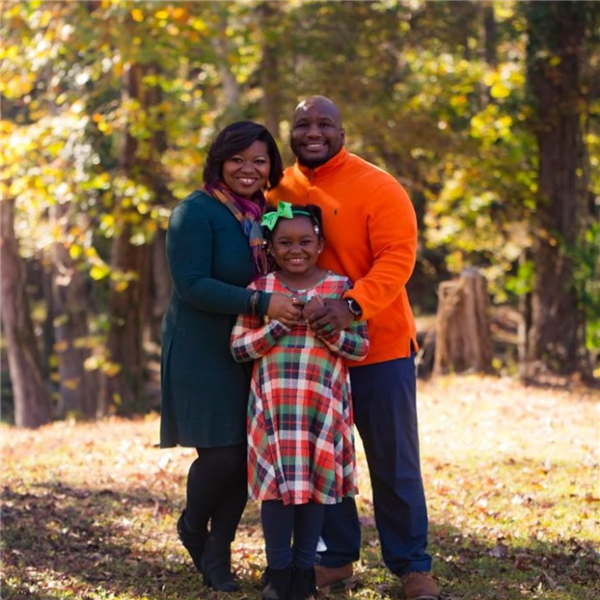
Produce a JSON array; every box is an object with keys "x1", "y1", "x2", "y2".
[
  {"x1": 1, "y1": 483, "x2": 598, "y2": 600},
  {"x1": 0, "y1": 482, "x2": 222, "y2": 600}
]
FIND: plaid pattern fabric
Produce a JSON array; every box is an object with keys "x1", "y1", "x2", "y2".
[{"x1": 230, "y1": 272, "x2": 370, "y2": 505}]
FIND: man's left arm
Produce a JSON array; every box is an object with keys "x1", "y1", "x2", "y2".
[{"x1": 343, "y1": 179, "x2": 417, "y2": 320}]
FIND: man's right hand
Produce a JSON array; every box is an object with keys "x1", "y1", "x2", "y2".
[{"x1": 304, "y1": 296, "x2": 353, "y2": 336}]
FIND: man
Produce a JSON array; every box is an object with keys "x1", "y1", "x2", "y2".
[{"x1": 266, "y1": 96, "x2": 440, "y2": 600}]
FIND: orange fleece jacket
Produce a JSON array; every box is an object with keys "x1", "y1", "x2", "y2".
[{"x1": 266, "y1": 147, "x2": 418, "y2": 367}]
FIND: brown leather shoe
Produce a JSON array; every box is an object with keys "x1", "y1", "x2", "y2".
[
  {"x1": 314, "y1": 563, "x2": 355, "y2": 592},
  {"x1": 401, "y1": 572, "x2": 440, "y2": 600}
]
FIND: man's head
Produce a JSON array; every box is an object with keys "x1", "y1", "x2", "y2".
[{"x1": 290, "y1": 96, "x2": 345, "y2": 168}]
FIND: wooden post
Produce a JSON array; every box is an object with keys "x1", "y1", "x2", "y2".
[{"x1": 433, "y1": 268, "x2": 493, "y2": 376}]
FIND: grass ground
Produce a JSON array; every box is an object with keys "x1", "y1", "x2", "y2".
[{"x1": 1, "y1": 375, "x2": 598, "y2": 600}]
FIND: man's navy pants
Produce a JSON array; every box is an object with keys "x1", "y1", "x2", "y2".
[{"x1": 319, "y1": 355, "x2": 432, "y2": 576}]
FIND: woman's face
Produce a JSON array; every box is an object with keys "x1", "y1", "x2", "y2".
[{"x1": 222, "y1": 140, "x2": 271, "y2": 198}]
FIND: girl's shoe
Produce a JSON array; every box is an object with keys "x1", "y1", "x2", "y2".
[
  {"x1": 262, "y1": 565, "x2": 293, "y2": 600},
  {"x1": 289, "y1": 566, "x2": 316, "y2": 600}
]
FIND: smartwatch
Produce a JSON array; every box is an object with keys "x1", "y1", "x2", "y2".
[{"x1": 346, "y1": 298, "x2": 362, "y2": 318}]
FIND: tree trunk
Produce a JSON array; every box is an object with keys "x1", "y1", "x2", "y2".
[
  {"x1": 101, "y1": 223, "x2": 150, "y2": 413},
  {"x1": 213, "y1": 5, "x2": 243, "y2": 122},
  {"x1": 517, "y1": 252, "x2": 532, "y2": 382},
  {"x1": 50, "y1": 203, "x2": 99, "y2": 419},
  {"x1": 525, "y1": 2, "x2": 589, "y2": 374},
  {"x1": 257, "y1": 1, "x2": 282, "y2": 138},
  {"x1": 479, "y1": 1, "x2": 497, "y2": 108},
  {"x1": 100, "y1": 56, "x2": 173, "y2": 413},
  {"x1": 150, "y1": 228, "x2": 171, "y2": 344},
  {"x1": 482, "y1": 2, "x2": 498, "y2": 67},
  {"x1": 0, "y1": 197, "x2": 52, "y2": 428},
  {"x1": 433, "y1": 269, "x2": 493, "y2": 376},
  {"x1": 100, "y1": 61, "x2": 149, "y2": 413}
]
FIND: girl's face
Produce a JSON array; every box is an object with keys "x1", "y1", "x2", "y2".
[
  {"x1": 222, "y1": 140, "x2": 271, "y2": 198},
  {"x1": 269, "y1": 216, "x2": 324, "y2": 278}
]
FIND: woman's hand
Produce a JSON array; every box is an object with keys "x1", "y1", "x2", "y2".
[
  {"x1": 303, "y1": 294, "x2": 325, "y2": 314},
  {"x1": 267, "y1": 292, "x2": 304, "y2": 328}
]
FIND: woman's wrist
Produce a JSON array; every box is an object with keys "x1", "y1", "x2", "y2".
[
  {"x1": 248, "y1": 290, "x2": 260, "y2": 316},
  {"x1": 248, "y1": 290, "x2": 270, "y2": 317},
  {"x1": 257, "y1": 291, "x2": 271, "y2": 317}
]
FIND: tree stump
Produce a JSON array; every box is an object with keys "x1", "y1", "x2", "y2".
[{"x1": 433, "y1": 268, "x2": 493, "y2": 376}]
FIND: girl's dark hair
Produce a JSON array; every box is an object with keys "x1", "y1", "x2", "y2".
[
  {"x1": 203, "y1": 121, "x2": 283, "y2": 189},
  {"x1": 263, "y1": 203, "x2": 324, "y2": 241}
]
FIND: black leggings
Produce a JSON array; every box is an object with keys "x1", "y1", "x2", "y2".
[
  {"x1": 183, "y1": 443, "x2": 248, "y2": 543},
  {"x1": 261, "y1": 500, "x2": 325, "y2": 570}
]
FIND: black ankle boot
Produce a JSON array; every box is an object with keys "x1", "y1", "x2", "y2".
[
  {"x1": 176, "y1": 511, "x2": 208, "y2": 572},
  {"x1": 262, "y1": 566, "x2": 293, "y2": 600},
  {"x1": 200, "y1": 536, "x2": 240, "y2": 592},
  {"x1": 289, "y1": 567, "x2": 316, "y2": 600}
]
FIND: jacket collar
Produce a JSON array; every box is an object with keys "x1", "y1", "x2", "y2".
[{"x1": 294, "y1": 147, "x2": 348, "y2": 180}]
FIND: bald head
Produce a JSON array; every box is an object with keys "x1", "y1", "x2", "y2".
[
  {"x1": 293, "y1": 96, "x2": 343, "y2": 126},
  {"x1": 290, "y1": 96, "x2": 345, "y2": 168}
]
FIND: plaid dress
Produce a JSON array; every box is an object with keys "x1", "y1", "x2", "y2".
[{"x1": 230, "y1": 272, "x2": 370, "y2": 505}]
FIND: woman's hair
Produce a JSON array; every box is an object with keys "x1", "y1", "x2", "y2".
[
  {"x1": 263, "y1": 203, "x2": 324, "y2": 241},
  {"x1": 203, "y1": 121, "x2": 283, "y2": 190}
]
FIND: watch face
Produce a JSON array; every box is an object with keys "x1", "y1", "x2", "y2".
[{"x1": 347, "y1": 299, "x2": 361, "y2": 316}]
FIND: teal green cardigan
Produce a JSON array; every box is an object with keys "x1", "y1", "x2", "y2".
[{"x1": 160, "y1": 190, "x2": 270, "y2": 448}]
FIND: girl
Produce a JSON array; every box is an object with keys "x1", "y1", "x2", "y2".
[{"x1": 230, "y1": 202, "x2": 369, "y2": 600}]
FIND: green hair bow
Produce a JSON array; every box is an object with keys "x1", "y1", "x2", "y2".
[{"x1": 261, "y1": 201, "x2": 294, "y2": 231}]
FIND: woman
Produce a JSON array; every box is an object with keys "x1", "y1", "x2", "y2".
[{"x1": 160, "y1": 121, "x2": 303, "y2": 591}]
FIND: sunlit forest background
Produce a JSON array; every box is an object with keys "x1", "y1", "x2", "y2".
[{"x1": 1, "y1": 0, "x2": 599, "y2": 428}]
